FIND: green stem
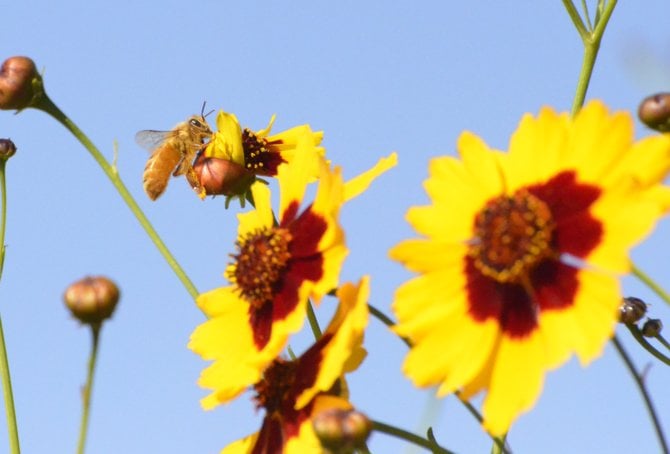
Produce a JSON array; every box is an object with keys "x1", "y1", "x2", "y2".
[
  {"x1": 306, "y1": 301, "x2": 322, "y2": 340},
  {"x1": 612, "y1": 335, "x2": 668, "y2": 454},
  {"x1": 77, "y1": 326, "x2": 101, "y2": 454},
  {"x1": 656, "y1": 334, "x2": 670, "y2": 352},
  {"x1": 368, "y1": 304, "x2": 509, "y2": 453},
  {"x1": 371, "y1": 420, "x2": 454, "y2": 454},
  {"x1": 32, "y1": 95, "x2": 199, "y2": 302},
  {"x1": 631, "y1": 263, "x2": 670, "y2": 308},
  {"x1": 0, "y1": 160, "x2": 20, "y2": 454},
  {"x1": 562, "y1": 0, "x2": 588, "y2": 40},
  {"x1": 368, "y1": 303, "x2": 410, "y2": 348},
  {"x1": 563, "y1": 0, "x2": 618, "y2": 115},
  {"x1": 625, "y1": 324, "x2": 670, "y2": 366}
]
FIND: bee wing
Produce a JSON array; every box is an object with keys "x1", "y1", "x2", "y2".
[{"x1": 135, "y1": 130, "x2": 174, "y2": 152}]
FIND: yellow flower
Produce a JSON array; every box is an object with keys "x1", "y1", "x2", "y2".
[
  {"x1": 390, "y1": 100, "x2": 670, "y2": 435},
  {"x1": 189, "y1": 138, "x2": 395, "y2": 410},
  {"x1": 219, "y1": 277, "x2": 370, "y2": 454},
  {"x1": 205, "y1": 110, "x2": 325, "y2": 175}
]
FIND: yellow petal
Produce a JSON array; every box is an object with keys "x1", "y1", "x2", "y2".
[
  {"x1": 343, "y1": 152, "x2": 398, "y2": 202},
  {"x1": 220, "y1": 432, "x2": 259, "y2": 454},
  {"x1": 236, "y1": 182, "x2": 274, "y2": 238},
  {"x1": 295, "y1": 277, "x2": 369, "y2": 409},
  {"x1": 206, "y1": 110, "x2": 245, "y2": 164},
  {"x1": 482, "y1": 333, "x2": 546, "y2": 435}
]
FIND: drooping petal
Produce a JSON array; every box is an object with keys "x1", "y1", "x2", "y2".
[
  {"x1": 294, "y1": 277, "x2": 369, "y2": 409},
  {"x1": 343, "y1": 152, "x2": 398, "y2": 202}
]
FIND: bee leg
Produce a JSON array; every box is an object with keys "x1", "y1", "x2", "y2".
[{"x1": 185, "y1": 167, "x2": 206, "y2": 200}]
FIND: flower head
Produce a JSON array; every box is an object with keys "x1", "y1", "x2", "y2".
[
  {"x1": 390, "y1": 100, "x2": 670, "y2": 435},
  {"x1": 220, "y1": 277, "x2": 369, "y2": 454},
  {"x1": 196, "y1": 110, "x2": 325, "y2": 203}
]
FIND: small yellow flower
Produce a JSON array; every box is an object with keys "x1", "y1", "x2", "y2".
[
  {"x1": 205, "y1": 110, "x2": 325, "y2": 176},
  {"x1": 390, "y1": 100, "x2": 670, "y2": 435},
  {"x1": 219, "y1": 277, "x2": 370, "y2": 454}
]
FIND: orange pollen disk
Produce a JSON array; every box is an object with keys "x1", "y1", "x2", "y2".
[
  {"x1": 469, "y1": 189, "x2": 555, "y2": 284},
  {"x1": 230, "y1": 227, "x2": 292, "y2": 308}
]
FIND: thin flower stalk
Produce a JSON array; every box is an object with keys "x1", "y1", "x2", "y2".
[
  {"x1": 0, "y1": 159, "x2": 20, "y2": 454},
  {"x1": 77, "y1": 326, "x2": 101, "y2": 454},
  {"x1": 562, "y1": 0, "x2": 619, "y2": 114},
  {"x1": 32, "y1": 94, "x2": 199, "y2": 301},
  {"x1": 612, "y1": 335, "x2": 668, "y2": 454}
]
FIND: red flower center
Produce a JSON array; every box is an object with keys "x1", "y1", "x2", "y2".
[
  {"x1": 253, "y1": 358, "x2": 297, "y2": 414},
  {"x1": 242, "y1": 128, "x2": 286, "y2": 176},
  {"x1": 230, "y1": 227, "x2": 293, "y2": 308},
  {"x1": 469, "y1": 189, "x2": 556, "y2": 284}
]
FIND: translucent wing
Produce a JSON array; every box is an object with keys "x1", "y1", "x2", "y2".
[{"x1": 135, "y1": 130, "x2": 175, "y2": 152}]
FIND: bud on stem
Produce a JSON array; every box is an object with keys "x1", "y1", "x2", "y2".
[
  {"x1": 0, "y1": 57, "x2": 41, "y2": 111},
  {"x1": 63, "y1": 276, "x2": 120, "y2": 327}
]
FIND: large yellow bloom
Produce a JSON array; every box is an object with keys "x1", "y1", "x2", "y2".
[
  {"x1": 189, "y1": 137, "x2": 396, "y2": 409},
  {"x1": 390, "y1": 100, "x2": 670, "y2": 435}
]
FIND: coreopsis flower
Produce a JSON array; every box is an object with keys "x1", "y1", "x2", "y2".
[
  {"x1": 189, "y1": 141, "x2": 395, "y2": 409},
  {"x1": 221, "y1": 277, "x2": 369, "y2": 454},
  {"x1": 390, "y1": 100, "x2": 670, "y2": 435},
  {"x1": 192, "y1": 110, "x2": 325, "y2": 201}
]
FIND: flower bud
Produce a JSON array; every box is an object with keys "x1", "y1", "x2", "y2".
[
  {"x1": 638, "y1": 93, "x2": 670, "y2": 133},
  {"x1": 313, "y1": 408, "x2": 372, "y2": 453},
  {"x1": 312, "y1": 408, "x2": 347, "y2": 451},
  {"x1": 63, "y1": 276, "x2": 120, "y2": 326},
  {"x1": 0, "y1": 138, "x2": 16, "y2": 160},
  {"x1": 191, "y1": 154, "x2": 255, "y2": 197},
  {"x1": 341, "y1": 410, "x2": 372, "y2": 447},
  {"x1": 642, "y1": 318, "x2": 663, "y2": 338},
  {"x1": 618, "y1": 296, "x2": 647, "y2": 324},
  {"x1": 0, "y1": 57, "x2": 40, "y2": 110}
]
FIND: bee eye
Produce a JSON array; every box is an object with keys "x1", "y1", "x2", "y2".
[{"x1": 190, "y1": 119, "x2": 202, "y2": 127}]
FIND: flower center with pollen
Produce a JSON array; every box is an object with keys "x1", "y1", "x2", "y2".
[
  {"x1": 253, "y1": 358, "x2": 297, "y2": 413},
  {"x1": 231, "y1": 227, "x2": 292, "y2": 307},
  {"x1": 242, "y1": 128, "x2": 272, "y2": 172},
  {"x1": 469, "y1": 189, "x2": 556, "y2": 284}
]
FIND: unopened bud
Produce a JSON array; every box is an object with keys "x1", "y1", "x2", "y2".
[
  {"x1": 0, "y1": 57, "x2": 40, "y2": 110},
  {"x1": 63, "y1": 276, "x2": 119, "y2": 326},
  {"x1": 192, "y1": 154, "x2": 255, "y2": 197},
  {"x1": 639, "y1": 93, "x2": 670, "y2": 133},
  {"x1": 0, "y1": 139, "x2": 16, "y2": 160},
  {"x1": 642, "y1": 318, "x2": 663, "y2": 337},
  {"x1": 313, "y1": 408, "x2": 372, "y2": 453},
  {"x1": 619, "y1": 296, "x2": 647, "y2": 324}
]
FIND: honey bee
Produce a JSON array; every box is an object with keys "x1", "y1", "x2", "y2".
[{"x1": 136, "y1": 114, "x2": 213, "y2": 200}]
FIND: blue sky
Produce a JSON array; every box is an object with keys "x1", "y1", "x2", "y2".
[{"x1": 1, "y1": 1, "x2": 670, "y2": 453}]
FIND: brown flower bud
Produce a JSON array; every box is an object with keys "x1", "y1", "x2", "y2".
[
  {"x1": 638, "y1": 93, "x2": 670, "y2": 133},
  {"x1": 642, "y1": 318, "x2": 663, "y2": 337},
  {"x1": 191, "y1": 154, "x2": 255, "y2": 197},
  {"x1": 313, "y1": 408, "x2": 372, "y2": 453},
  {"x1": 63, "y1": 276, "x2": 120, "y2": 326},
  {"x1": 341, "y1": 410, "x2": 372, "y2": 447},
  {"x1": 0, "y1": 57, "x2": 40, "y2": 110},
  {"x1": 618, "y1": 296, "x2": 647, "y2": 324},
  {"x1": 0, "y1": 138, "x2": 16, "y2": 160}
]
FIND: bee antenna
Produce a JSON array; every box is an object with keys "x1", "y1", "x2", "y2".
[{"x1": 200, "y1": 101, "x2": 214, "y2": 120}]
